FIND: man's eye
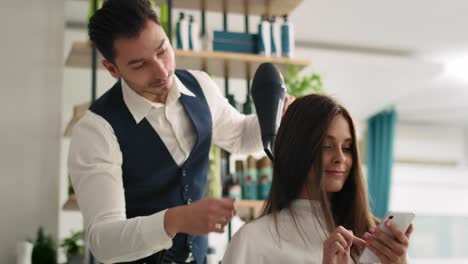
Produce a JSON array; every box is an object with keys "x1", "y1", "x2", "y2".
[
  {"x1": 158, "y1": 49, "x2": 166, "y2": 56},
  {"x1": 133, "y1": 63, "x2": 144, "y2": 70}
]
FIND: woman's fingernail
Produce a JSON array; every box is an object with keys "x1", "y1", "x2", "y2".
[
  {"x1": 369, "y1": 226, "x2": 376, "y2": 233},
  {"x1": 386, "y1": 221, "x2": 392, "y2": 227},
  {"x1": 363, "y1": 233, "x2": 371, "y2": 239}
]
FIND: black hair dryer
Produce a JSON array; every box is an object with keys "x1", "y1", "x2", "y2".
[{"x1": 250, "y1": 63, "x2": 286, "y2": 161}]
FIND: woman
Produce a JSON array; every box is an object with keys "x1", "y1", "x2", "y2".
[{"x1": 223, "y1": 94, "x2": 413, "y2": 264}]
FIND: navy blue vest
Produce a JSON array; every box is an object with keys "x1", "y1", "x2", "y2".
[{"x1": 90, "y1": 70, "x2": 212, "y2": 264}]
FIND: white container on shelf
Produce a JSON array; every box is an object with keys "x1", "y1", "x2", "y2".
[
  {"x1": 176, "y1": 12, "x2": 189, "y2": 50},
  {"x1": 257, "y1": 15, "x2": 271, "y2": 56},
  {"x1": 189, "y1": 15, "x2": 201, "y2": 51},
  {"x1": 270, "y1": 16, "x2": 282, "y2": 57}
]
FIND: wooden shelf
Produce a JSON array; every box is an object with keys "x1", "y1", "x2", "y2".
[
  {"x1": 160, "y1": 0, "x2": 303, "y2": 16},
  {"x1": 62, "y1": 195, "x2": 264, "y2": 220},
  {"x1": 76, "y1": 0, "x2": 303, "y2": 16},
  {"x1": 63, "y1": 194, "x2": 79, "y2": 211},
  {"x1": 175, "y1": 49, "x2": 309, "y2": 79},
  {"x1": 66, "y1": 42, "x2": 309, "y2": 79}
]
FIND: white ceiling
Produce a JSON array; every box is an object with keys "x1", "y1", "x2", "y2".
[
  {"x1": 65, "y1": 0, "x2": 468, "y2": 125},
  {"x1": 291, "y1": 0, "x2": 468, "y2": 56},
  {"x1": 289, "y1": 0, "x2": 468, "y2": 126}
]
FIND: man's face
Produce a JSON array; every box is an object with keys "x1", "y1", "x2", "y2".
[{"x1": 103, "y1": 20, "x2": 175, "y2": 102}]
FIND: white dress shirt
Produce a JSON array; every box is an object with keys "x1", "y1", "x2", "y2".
[
  {"x1": 222, "y1": 200, "x2": 355, "y2": 264},
  {"x1": 68, "y1": 70, "x2": 262, "y2": 263}
]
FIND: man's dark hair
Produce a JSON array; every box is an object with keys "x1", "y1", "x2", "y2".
[{"x1": 88, "y1": 0, "x2": 161, "y2": 63}]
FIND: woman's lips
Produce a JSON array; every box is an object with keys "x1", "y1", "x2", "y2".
[{"x1": 325, "y1": 170, "x2": 346, "y2": 177}]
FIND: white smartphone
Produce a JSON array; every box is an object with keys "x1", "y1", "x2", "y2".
[{"x1": 359, "y1": 211, "x2": 415, "y2": 264}]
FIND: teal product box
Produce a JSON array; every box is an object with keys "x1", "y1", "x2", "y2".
[{"x1": 213, "y1": 31, "x2": 259, "y2": 54}]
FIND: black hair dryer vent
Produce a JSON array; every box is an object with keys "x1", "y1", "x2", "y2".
[{"x1": 250, "y1": 63, "x2": 286, "y2": 161}]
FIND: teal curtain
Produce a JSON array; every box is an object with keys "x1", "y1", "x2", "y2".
[{"x1": 366, "y1": 109, "x2": 397, "y2": 218}]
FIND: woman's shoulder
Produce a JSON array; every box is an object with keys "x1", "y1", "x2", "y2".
[
  {"x1": 235, "y1": 214, "x2": 275, "y2": 238},
  {"x1": 222, "y1": 215, "x2": 277, "y2": 264}
]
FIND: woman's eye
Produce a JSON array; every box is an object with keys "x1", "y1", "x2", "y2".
[{"x1": 342, "y1": 147, "x2": 352, "y2": 152}]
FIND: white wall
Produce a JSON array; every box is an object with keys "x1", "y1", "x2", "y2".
[
  {"x1": 59, "y1": 28, "x2": 117, "y2": 261},
  {"x1": 391, "y1": 164, "x2": 468, "y2": 216},
  {"x1": 463, "y1": 127, "x2": 468, "y2": 166},
  {"x1": 0, "y1": 0, "x2": 64, "y2": 263},
  {"x1": 395, "y1": 123, "x2": 465, "y2": 165},
  {"x1": 390, "y1": 123, "x2": 468, "y2": 261}
]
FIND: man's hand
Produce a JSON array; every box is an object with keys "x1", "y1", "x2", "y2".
[
  {"x1": 282, "y1": 93, "x2": 295, "y2": 116},
  {"x1": 164, "y1": 197, "x2": 236, "y2": 237}
]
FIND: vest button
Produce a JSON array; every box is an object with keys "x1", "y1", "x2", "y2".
[
  {"x1": 188, "y1": 242, "x2": 193, "y2": 250},
  {"x1": 187, "y1": 198, "x2": 192, "y2": 204},
  {"x1": 184, "y1": 184, "x2": 190, "y2": 192},
  {"x1": 181, "y1": 170, "x2": 187, "y2": 177}
]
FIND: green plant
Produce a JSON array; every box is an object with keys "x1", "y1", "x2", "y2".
[
  {"x1": 283, "y1": 65, "x2": 324, "y2": 97},
  {"x1": 61, "y1": 230, "x2": 84, "y2": 257},
  {"x1": 67, "y1": 176, "x2": 75, "y2": 196},
  {"x1": 31, "y1": 227, "x2": 57, "y2": 264}
]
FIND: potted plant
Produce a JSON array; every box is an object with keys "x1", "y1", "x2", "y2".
[
  {"x1": 30, "y1": 227, "x2": 57, "y2": 264},
  {"x1": 284, "y1": 65, "x2": 324, "y2": 97},
  {"x1": 61, "y1": 230, "x2": 84, "y2": 264}
]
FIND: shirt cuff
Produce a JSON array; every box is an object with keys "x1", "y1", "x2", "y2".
[{"x1": 139, "y1": 209, "x2": 173, "y2": 249}]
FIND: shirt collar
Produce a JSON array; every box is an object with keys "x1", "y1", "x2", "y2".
[{"x1": 121, "y1": 74, "x2": 196, "y2": 124}]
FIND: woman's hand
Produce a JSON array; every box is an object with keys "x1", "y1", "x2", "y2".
[
  {"x1": 322, "y1": 226, "x2": 366, "y2": 264},
  {"x1": 363, "y1": 221, "x2": 414, "y2": 264}
]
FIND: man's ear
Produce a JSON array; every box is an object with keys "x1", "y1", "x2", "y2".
[{"x1": 102, "y1": 59, "x2": 121, "y2": 79}]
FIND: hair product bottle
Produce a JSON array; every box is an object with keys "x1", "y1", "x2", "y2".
[
  {"x1": 243, "y1": 156, "x2": 258, "y2": 200},
  {"x1": 176, "y1": 12, "x2": 189, "y2": 50},
  {"x1": 270, "y1": 16, "x2": 282, "y2": 57},
  {"x1": 188, "y1": 15, "x2": 201, "y2": 51},
  {"x1": 281, "y1": 15, "x2": 295, "y2": 58},
  {"x1": 257, "y1": 156, "x2": 273, "y2": 200},
  {"x1": 257, "y1": 15, "x2": 271, "y2": 56}
]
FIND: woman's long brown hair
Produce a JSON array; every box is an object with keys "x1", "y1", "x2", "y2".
[{"x1": 260, "y1": 94, "x2": 376, "y2": 260}]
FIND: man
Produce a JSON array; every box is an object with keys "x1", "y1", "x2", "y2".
[{"x1": 68, "y1": 0, "x2": 293, "y2": 263}]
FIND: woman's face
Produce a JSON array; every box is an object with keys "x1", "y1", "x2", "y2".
[{"x1": 322, "y1": 114, "x2": 354, "y2": 193}]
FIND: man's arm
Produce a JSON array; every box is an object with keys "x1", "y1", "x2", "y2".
[
  {"x1": 69, "y1": 111, "x2": 236, "y2": 262},
  {"x1": 190, "y1": 70, "x2": 263, "y2": 154},
  {"x1": 68, "y1": 111, "x2": 173, "y2": 263}
]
